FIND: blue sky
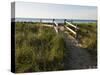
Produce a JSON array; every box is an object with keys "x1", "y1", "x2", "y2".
[{"x1": 15, "y1": 2, "x2": 97, "y2": 20}]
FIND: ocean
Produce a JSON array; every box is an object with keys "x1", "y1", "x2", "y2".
[{"x1": 12, "y1": 18, "x2": 97, "y2": 23}]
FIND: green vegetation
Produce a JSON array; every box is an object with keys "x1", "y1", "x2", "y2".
[
  {"x1": 15, "y1": 22, "x2": 68, "y2": 73},
  {"x1": 76, "y1": 23, "x2": 97, "y2": 64},
  {"x1": 15, "y1": 22, "x2": 97, "y2": 72},
  {"x1": 65, "y1": 22, "x2": 97, "y2": 65}
]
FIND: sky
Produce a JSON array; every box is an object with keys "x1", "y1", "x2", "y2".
[{"x1": 15, "y1": 2, "x2": 97, "y2": 20}]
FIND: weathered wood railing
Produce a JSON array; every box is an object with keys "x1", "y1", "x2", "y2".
[{"x1": 38, "y1": 19, "x2": 79, "y2": 38}]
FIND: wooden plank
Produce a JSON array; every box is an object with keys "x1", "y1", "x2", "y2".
[
  {"x1": 54, "y1": 21, "x2": 58, "y2": 26},
  {"x1": 65, "y1": 26, "x2": 76, "y2": 35},
  {"x1": 54, "y1": 26, "x2": 58, "y2": 33},
  {"x1": 41, "y1": 24, "x2": 53, "y2": 27},
  {"x1": 53, "y1": 21, "x2": 58, "y2": 33},
  {"x1": 66, "y1": 21, "x2": 78, "y2": 29}
]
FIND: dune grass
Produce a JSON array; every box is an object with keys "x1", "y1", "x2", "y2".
[
  {"x1": 15, "y1": 22, "x2": 97, "y2": 72},
  {"x1": 15, "y1": 22, "x2": 68, "y2": 73},
  {"x1": 75, "y1": 23, "x2": 97, "y2": 64},
  {"x1": 65, "y1": 22, "x2": 97, "y2": 65}
]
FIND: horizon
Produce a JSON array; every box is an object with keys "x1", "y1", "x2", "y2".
[{"x1": 14, "y1": 17, "x2": 97, "y2": 21}]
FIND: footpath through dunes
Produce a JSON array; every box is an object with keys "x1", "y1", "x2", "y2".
[
  {"x1": 35, "y1": 23, "x2": 96, "y2": 69},
  {"x1": 58, "y1": 25, "x2": 95, "y2": 70}
]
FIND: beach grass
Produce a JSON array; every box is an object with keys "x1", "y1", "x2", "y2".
[
  {"x1": 15, "y1": 22, "x2": 97, "y2": 72},
  {"x1": 15, "y1": 22, "x2": 68, "y2": 72}
]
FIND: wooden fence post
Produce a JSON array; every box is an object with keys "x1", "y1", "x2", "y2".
[
  {"x1": 40, "y1": 19, "x2": 42, "y2": 24},
  {"x1": 64, "y1": 19, "x2": 66, "y2": 25}
]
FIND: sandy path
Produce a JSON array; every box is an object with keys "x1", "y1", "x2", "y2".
[
  {"x1": 59, "y1": 26, "x2": 93, "y2": 69},
  {"x1": 64, "y1": 32, "x2": 92, "y2": 69}
]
